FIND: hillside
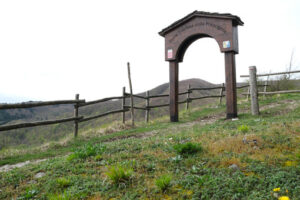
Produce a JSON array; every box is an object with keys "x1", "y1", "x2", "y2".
[
  {"x1": 0, "y1": 78, "x2": 219, "y2": 147},
  {"x1": 0, "y1": 93, "x2": 299, "y2": 199}
]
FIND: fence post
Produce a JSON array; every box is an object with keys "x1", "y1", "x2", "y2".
[
  {"x1": 145, "y1": 91, "x2": 150, "y2": 123},
  {"x1": 219, "y1": 83, "x2": 224, "y2": 105},
  {"x1": 186, "y1": 84, "x2": 191, "y2": 110},
  {"x1": 122, "y1": 87, "x2": 126, "y2": 123},
  {"x1": 127, "y1": 62, "x2": 135, "y2": 126},
  {"x1": 249, "y1": 66, "x2": 259, "y2": 115},
  {"x1": 74, "y1": 94, "x2": 79, "y2": 138}
]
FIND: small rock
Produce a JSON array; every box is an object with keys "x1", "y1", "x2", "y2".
[
  {"x1": 229, "y1": 164, "x2": 240, "y2": 171},
  {"x1": 253, "y1": 146, "x2": 260, "y2": 150},
  {"x1": 34, "y1": 172, "x2": 46, "y2": 179},
  {"x1": 28, "y1": 180, "x2": 37, "y2": 184},
  {"x1": 242, "y1": 136, "x2": 248, "y2": 144}
]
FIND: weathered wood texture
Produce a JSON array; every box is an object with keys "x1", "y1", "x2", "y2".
[
  {"x1": 169, "y1": 61, "x2": 179, "y2": 122},
  {"x1": 122, "y1": 87, "x2": 126, "y2": 123},
  {"x1": 240, "y1": 70, "x2": 300, "y2": 78},
  {"x1": 0, "y1": 117, "x2": 83, "y2": 131},
  {"x1": 79, "y1": 96, "x2": 123, "y2": 107},
  {"x1": 0, "y1": 100, "x2": 85, "y2": 110},
  {"x1": 186, "y1": 84, "x2": 191, "y2": 110},
  {"x1": 127, "y1": 62, "x2": 135, "y2": 126},
  {"x1": 74, "y1": 94, "x2": 79, "y2": 137},
  {"x1": 79, "y1": 109, "x2": 129, "y2": 123},
  {"x1": 224, "y1": 52, "x2": 237, "y2": 118},
  {"x1": 145, "y1": 91, "x2": 150, "y2": 123},
  {"x1": 249, "y1": 66, "x2": 259, "y2": 115}
]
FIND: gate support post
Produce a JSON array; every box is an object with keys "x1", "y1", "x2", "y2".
[
  {"x1": 169, "y1": 61, "x2": 179, "y2": 122},
  {"x1": 224, "y1": 52, "x2": 238, "y2": 119}
]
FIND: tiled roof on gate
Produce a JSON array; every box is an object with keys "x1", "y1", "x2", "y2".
[{"x1": 159, "y1": 10, "x2": 244, "y2": 36}]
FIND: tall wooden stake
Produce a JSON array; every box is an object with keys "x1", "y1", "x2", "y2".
[
  {"x1": 74, "y1": 94, "x2": 79, "y2": 137},
  {"x1": 145, "y1": 91, "x2": 150, "y2": 123},
  {"x1": 249, "y1": 66, "x2": 259, "y2": 115},
  {"x1": 122, "y1": 87, "x2": 126, "y2": 123},
  {"x1": 127, "y1": 62, "x2": 135, "y2": 126}
]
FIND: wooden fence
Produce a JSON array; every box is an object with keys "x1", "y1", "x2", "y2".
[
  {"x1": 240, "y1": 67, "x2": 300, "y2": 115},
  {"x1": 0, "y1": 83, "x2": 253, "y2": 137}
]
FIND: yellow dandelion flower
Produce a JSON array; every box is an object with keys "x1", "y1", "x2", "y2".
[
  {"x1": 273, "y1": 187, "x2": 280, "y2": 192},
  {"x1": 278, "y1": 196, "x2": 290, "y2": 200}
]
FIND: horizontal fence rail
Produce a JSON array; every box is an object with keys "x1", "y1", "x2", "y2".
[
  {"x1": 79, "y1": 96, "x2": 123, "y2": 107},
  {"x1": 240, "y1": 70, "x2": 300, "y2": 78},
  {"x1": 0, "y1": 116, "x2": 83, "y2": 131},
  {"x1": 0, "y1": 100, "x2": 85, "y2": 110},
  {"x1": 79, "y1": 108, "x2": 129, "y2": 123}
]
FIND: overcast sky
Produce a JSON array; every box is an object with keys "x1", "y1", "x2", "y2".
[{"x1": 0, "y1": 0, "x2": 299, "y2": 102}]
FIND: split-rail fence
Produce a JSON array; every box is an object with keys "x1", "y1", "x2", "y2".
[{"x1": 0, "y1": 83, "x2": 256, "y2": 137}]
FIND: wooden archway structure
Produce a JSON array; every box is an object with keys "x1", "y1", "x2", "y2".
[{"x1": 159, "y1": 11, "x2": 244, "y2": 122}]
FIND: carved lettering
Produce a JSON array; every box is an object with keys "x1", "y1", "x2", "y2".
[{"x1": 169, "y1": 22, "x2": 227, "y2": 43}]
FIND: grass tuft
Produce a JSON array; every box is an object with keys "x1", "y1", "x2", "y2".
[
  {"x1": 173, "y1": 142, "x2": 203, "y2": 155},
  {"x1": 155, "y1": 174, "x2": 172, "y2": 191},
  {"x1": 106, "y1": 165, "x2": 133, "y2": 184}
]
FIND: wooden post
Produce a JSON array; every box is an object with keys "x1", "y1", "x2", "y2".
[
  {"x1": 219, "y1": 83, "x2": 224, "y2": 105},
  {"x1": 249, "y1": 66, "x2": 259, "y2": 115},
  {"x1": 122, "y1": 87, "x2": 126, "y2": 123},
  {"x1": 169, "y1": 61, "x2": 179, "y2": 122},
  {"x1": 74, "y1": 94, "x2": 79, "y2": 137},
  {"x1": 145, "y1": 91, "x2": 150, "y2": 123},
  {"x1": 224, "y1": 52, "x2": 237, "y2": 118},
  {"x1": 127, "y1": 62, "x2": 135, "y2": 126},
  {"x1": 186, "y1": 84, "x2": 191, "y2": 110}
]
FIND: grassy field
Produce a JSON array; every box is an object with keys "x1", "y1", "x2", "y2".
[{"x1": 0, "y1": 94, "x2": 300, "y2": 199}]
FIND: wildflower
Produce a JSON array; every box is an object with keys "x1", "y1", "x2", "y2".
[
  {"x1": 278, "y1": 196, "x2": 290, "y2": 200},
  {"x1": 273, "y1": 188, "x2": 280, "y2": 192}
]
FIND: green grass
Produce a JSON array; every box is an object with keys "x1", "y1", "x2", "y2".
[{"x1": 1, "y1": 94, "x2": 300, "y2": 199}]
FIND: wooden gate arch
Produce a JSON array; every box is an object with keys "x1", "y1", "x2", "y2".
[{"x1": 159, "y1": 11, "x2": 244, "y2": 122}]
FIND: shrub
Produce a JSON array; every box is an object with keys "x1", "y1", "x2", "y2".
[
  {"x1": 173, "y1": 142, "x2": 203, "y2": 155},
  {"x1": 56, "y1": 177, "x2": 71, "y2": 188},
  {"x1": 238, "y1": 125, "x2": 249, "y2": 134},
  {"x1": 106, "y1": 165, "x2": 133, "y2": 184},
  {"x1": 155, "y1": 174, "x2": 172, "y2": 191}
]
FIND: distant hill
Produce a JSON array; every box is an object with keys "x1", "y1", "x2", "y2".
[{"x1": 0, "y1": 78, "x2": 219, "y2": 147}]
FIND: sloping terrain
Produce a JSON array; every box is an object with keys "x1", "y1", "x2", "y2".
[
  {"x1": 0, "y1": 93, "x2": 299, "y2": 199},
  {"x1": 0, "y1": 78, "x2": 219, "y2": 147}
]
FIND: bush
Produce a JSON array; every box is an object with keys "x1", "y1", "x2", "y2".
[
  {"x1": 155, "y1": 174, "x2": 172, "y2": 191},
  {"x1": 106, "y1": 165, "x2": 133, "y2": 184},
  {"x1": 173, "y1": 142, "x2": 203, "y2": 155}
]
